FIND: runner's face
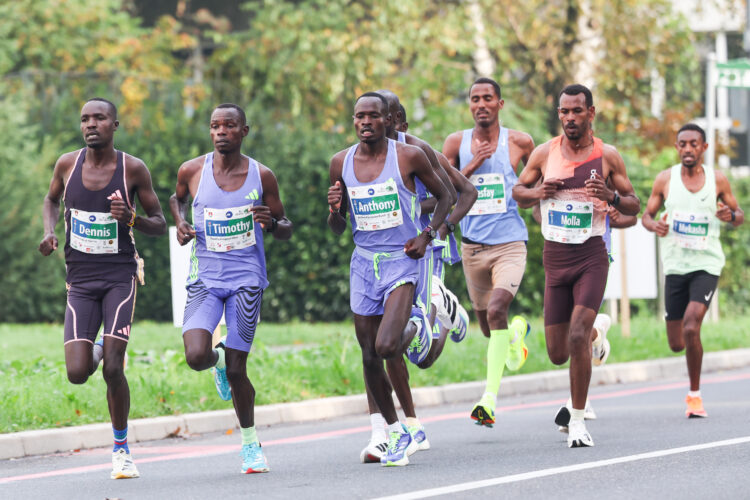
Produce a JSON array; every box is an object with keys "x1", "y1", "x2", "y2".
[
  {"x1": 80, "y1": 101, "x2": 118, "y2": 149},
  {"x1": 675, "y1": 130, "x2": 707, "y2": 169},
  {"x1": 210, "y1": 108, "x2": 248, "y2": 154},
  {"x1": 353, "y1": 98, "x2": 388, "y2": 144},
  {"x1": 469, "y1": 84, "x2": 503, "y2": 127},
  {"x1": 558, "y1": 93, "x2": 594, "y2": 140}
]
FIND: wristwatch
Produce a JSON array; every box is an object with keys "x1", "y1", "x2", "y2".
[
  {"x1": 422, "y1": 225, "x2": 437, "y2": 240},
  {"x1": 445, "y1": 221, "x2": 456, "y2": 234}
]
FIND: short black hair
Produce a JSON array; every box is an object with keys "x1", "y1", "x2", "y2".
[
  {"x1": 355, "y1": 92, "x2": 389, "y2": 114},
  {"x1": 677, "y1": 123, "x2": 706, "y2": 143},
  {"x1": 559, "y1": 84, "x2": 593, "y2": 108},
  {"x1": 214, "y1": 103, "x2": 247, "y2": 126},
  {"x1": 470, "y1": 77, "x2": 501, "y2": 99},
  {"x1": 398, "y1": 103, "x2": 407, "y2": 122},
  {"x1": 85, "y1": 97, "x2": 117, "y2": 120}
]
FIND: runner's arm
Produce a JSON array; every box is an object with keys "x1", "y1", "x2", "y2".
[
  {"x1": 715, "y1": 171, "x2": 744, "y2": 227},
  {"x1": 640, "y1": 170, "x2": 669, "y2": 237},
  {"x1": 127, "y1": 157, "x2": 167, "y2": 236},
  {"x1": 512, "y1": 142, "x2": 560, "y2": 208},
  {"x1": 601, "y1": 146, "x2": 640, "y2": 216},
  {"x1": 411, "y1": 137, "x2": 457, "y2": 205},
  {"x1": 257, "y1": 164, "x2": 292, "y2": 241},
  {"x1": 169, "y1": 160, "x2": 200, "y2": 246},
  {"x1": 327, "y1": 151, "x2": 348, "y2": 235},
  {"x1": 435, "y1": 151, "x2": 477, "y2": 238},
  {"x1": 39, "y1": 154, "x2": 72, "y2": 255}
]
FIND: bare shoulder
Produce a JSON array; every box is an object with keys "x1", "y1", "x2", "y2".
[
  {"x1": 531, "y1": 138, "x2": 554, "y2": 158},
  {"x1": 601, "y1": 143, "x2": 624, "y2": 162},
  {"x1": 256, "y1": 161, "x2": 279, "y2": 186},
  {"x1": 714, "y1": 168, "x2": 731, "y2": 190},
  {"x1": 178, "y1": 155, "x2": 205, "y2": 176},
  {"x1": 443, "y1": 130, "x2": 463, "y2": 148},
  {"x1": 54, "y1": 149, "x2": 82, "y2": 171},
  {"x1": 508, "y1": 129, "x2": 534, "y2": 150},
  {"x1": 122, "y1": 152, "x2": 149, "y2": 174},
  {"x1": 330, "y1": 147, "x2": 349, "y2": 165},
  {"x1": 652, "y1": 168, "x2": 672, "y2": 189},
  {"x1": 396, "y1": 141, "x2": 427, "y2": 162},
  {"x1": 405, "y1": 133, "x2": 430, "y2": 151}
]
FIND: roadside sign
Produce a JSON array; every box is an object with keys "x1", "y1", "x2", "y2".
[{"x1": 716, "y1": 59, "x2": 750, "y2": 88}]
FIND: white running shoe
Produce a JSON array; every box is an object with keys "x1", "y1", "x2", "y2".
[
  {"x1": 592, "y1": 314, "x2": 611, "y2": 367},
  {"x1": 557, "y1": 399, "x2": 596, "y2": 433},
  {"x1": 360, "y1": 440, "x2": 388, "y2": 463},
  {"x1": 567, "y1": 420, "x2": 594, "y2": 448},
  {"x1": 111, "y1": 448, "x2": 140, "y2": 479}
]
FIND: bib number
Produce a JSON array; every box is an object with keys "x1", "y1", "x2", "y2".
[
  {"x1": 204, "y1": 204, "x2": 256, "y2": 252},
  {"x1": 70, "y1": 209, "x2": 118, "y2": 254},
  {"x1": 468, "y1": 173, "x2": 506, "y2": 215},
  {"x1": 349, "y1": 178, "x2": 403, "y2": 231},
  {"x1": 541, "y1": 199, "x2": 593, "y2": 244},
  {"x1": 671, "y1": 210, "x2": 710, "y2": 250}
]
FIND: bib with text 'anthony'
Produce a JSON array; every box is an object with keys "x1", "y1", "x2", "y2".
[
  {"x1": 541, "y1": 199, "x2": 593, "y2": 244},
  {"x1": 467, "y1": 173, "x2": 506, "y2": 215},
  {"x1": 671, "y1": 210, "x2": 709, "y2": 250},
  {"x1": 69, "y1": 209, "x2": 118, "y2": 254},
  {"x1": 204, "y1": 204, "x2": 255, "y2": 252},
  {"x1": 348, "y1": 178, "x2": 403, "y2": 231}
]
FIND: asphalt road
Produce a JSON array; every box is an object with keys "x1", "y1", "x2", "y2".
[{"x1": 2, "y1": 368, "x2": 749, "y2": 500}]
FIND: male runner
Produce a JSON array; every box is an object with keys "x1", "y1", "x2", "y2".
[
  {"x1": 327, "y1": 92, "x2": 451, "y2": 466},
  {"x1": 443, "y1": 77, "x2": 535, "y2": 427},
  {"x1": 39, "y1": 98, "x2": 167, "y2": 479},
  {"x1": 170, "y1": 103, "x2": 292, "y2": 474},
  {"x1": 513, "y1": 84, "x2": 640, "y2": 447},
  {"x1": 357, "y1": 92, "x2": 475, "y2": 463},
  {"x1": 642, "y1": 123, "x2": 743, "y2": 418}
]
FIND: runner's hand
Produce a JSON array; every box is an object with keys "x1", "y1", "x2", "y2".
[
  {"x1": 39, "y1": 233, "x2": 58, "y2": 256},
  {"x1": 404, "y1": 234, "x2": 428, "y2": 259},
  {"x1": 607, "y1": 204, "x2": 621, "y2": 222},
  {"x1": 716, "y1": 201, "x2": 733, "y2": 222},
  {"x1": 250, "y1": 205, "x2": 273, "y2": 229},
  {"x1": 175, "y1": 220, "x2": 196, "y2": 245},
  {"x1": 538, "y1": 178, "x2": 564, "y2": 200},
  {"x1": 584, "y1": 173, "x2": 611, "y2": 202},
  {"x1": 328, "y1": 181, "x2": 342, "y2": 211},
  {"x1": 650, "y1": 212, "x2": 669, "y2": 237},
  {"x1": 107, "y1": 191, "x2": 133, "y2": 225},
  {"x1": 473, "y1": 139, "x2": 495, "y2": 163}
]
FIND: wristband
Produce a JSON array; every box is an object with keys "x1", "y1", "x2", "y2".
[
  {"x1": 127, "y1": 211, "x2": 136, "y2": 227},
  {"x1": 731, "y1": 210, "x2": 736, "y2": 222},
  {"x1": 609, "y1": 192, "x2": 620, "y2": 207},
  {"x1": 266, "y1": 217, "x2": 278, "y2": 233}
]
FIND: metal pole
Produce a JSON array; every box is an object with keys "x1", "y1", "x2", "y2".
[
  {"x1": 618, "y1": 229, "x2": 631, "y2": 337},
  {"x1": 706, "y1": 52, "x2": 717, "y2": 170}
]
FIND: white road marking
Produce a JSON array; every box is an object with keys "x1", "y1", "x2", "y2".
[{"x1": 373, "y1": 435, "x2": 750, "y2": 500}]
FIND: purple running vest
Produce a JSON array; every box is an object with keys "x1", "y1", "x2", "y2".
[
  {"x1": 63, "y1": 148, "x2": 137, "y2": 284},
  {"x1": 188, "y1": 153, "x2": 268, "y2": 290},
  {"x1": 342, "y1": 139, "x2": 420, "y2": 253}
]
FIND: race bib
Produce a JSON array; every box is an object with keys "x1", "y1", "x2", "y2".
[
  {"x1": 204, "y1": 204, "x2": 255, "y2": 252},
  {"x1": 541, "y1": 199, "x2": 593, "y2": 244},
  {"x1": 70, "y1": 209, "x2": 118, "y2": 254},
  {"x1": 467, "y1": 173, "x2": 506, "y2": 215},
  {"x1": 671, "y1": 210, "x2": 709, "y2": 250},
  {"x1": 348, "y1": 178, "x2": 403, "y2": 231}
]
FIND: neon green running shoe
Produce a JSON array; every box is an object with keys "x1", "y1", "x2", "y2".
[
  {"x1": 506, "y1": 316, "x2": 530, "y2": 371},
  {"x1": 470, "y1": 394, "x2": 496, "y2": 427}
]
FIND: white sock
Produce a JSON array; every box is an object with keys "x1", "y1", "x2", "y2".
[
  {"x1": 688, "y1": 390, "x2": 701, "y2": 398},
  {"x1": 570, "y1": 408, "x2": 585, "y2": 422},
  {"x1": 387, "y1": 421, "x2": 403, "y2": 434},
  {"x1": 405, "y1": 417, "x2": 420, "y2": 428},
  {"x1": 370, "y1": 413, "x2": 387, "y2": 442}
]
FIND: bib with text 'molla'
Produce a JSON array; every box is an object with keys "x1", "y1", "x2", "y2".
[
  {"x1": 70, "y1": 209, "x2": 118, "y2": 254},
  {"x1": 541, "y1": 199, "x2": 593, "y2": 244},
  {"x1": 671, "y1": 210, "x2": 710, "y2": 250},
  {"x1": 204, "y1": 204, "x2": 255, "y2": 252},
  {"x1": 467, "y1": 173, "x2": 506, "y2": 216},
  {"x1": 348, "y1": 178, "x2": 403, "y2": 231}
]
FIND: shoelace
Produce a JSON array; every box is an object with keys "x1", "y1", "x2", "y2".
[{"x1": 387, "y1": 431, "x2": 402, "y2": 452}]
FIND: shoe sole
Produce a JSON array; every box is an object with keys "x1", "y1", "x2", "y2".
[
  {"x1": 242, "y1": 467, "x2": 270, "y2": 473},
  {"x1": 687, "y1": 412, "x2": 708, "y2": 418},
  {"x1": 470, "y1": 405, "x2": 495, "y2": 427},
  {"x1": 568, "y1": 439, "x2": 594, "y2": 448},
  {"x1": 381, "y1": 457, "x2": 409, "y2": 466},
  {"x1": 111, "y1": 472, "x2": 140, "y2": 479},
  {"x1": 361, "y1": 452, "x2": 381, "y2": 463},
  {"x1": 554, "y1": 406, "x2": 571, "y2": 427}
]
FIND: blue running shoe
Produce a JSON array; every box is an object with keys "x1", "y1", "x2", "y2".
[
  {"x1": 381, "y1": 425, "x2": 413, "y2": 466},
  {"x1": 450, "y1": 304, "x2": 469, "y2": 343},
  {"x1": 240, "y1": 443, "x2": 269, "y2": 473},
  {"x1": 406, "y1": 306, "x2": 432, "y2": 365},
  {"x1": 212, "y1": 338, "x2": 231, "y2": 401},
  {"x1": 407, "y1": 424, "x2": 431, "y2": 451}
]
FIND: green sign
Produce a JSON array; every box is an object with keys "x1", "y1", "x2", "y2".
[{"x1": 716, "y1": 59, "x2": 750, "y2": 88}]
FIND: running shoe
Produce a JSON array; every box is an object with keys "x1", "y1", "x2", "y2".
[
  {"x1": 506, "y1": 316, "x2": 530, "y2": 371},
  {"x1": 470, "y1": 394, "x2": 496, "y2": 427},
  {"x1": 567, "y1": 419, "x2": 594, "y2": 448},
  {"x1": 592, "y1": 313, "x2": 611, "y2": 367},
  {"x1": 685, "y1": 395, "x2": 708, "y2": 418},
  {"x1": 111, "y1": 448, "x2": 140, "y2": 479},
  {"x1": 406, "y1": 307, "x2": 432, "y2": 365},
  {"x1": 240, "y1": 443, "x2": 270, "y2": 473},
  {"x1": 450, "y1": 304, "x2": 470, "y2": 343},
  {"x1": 381, "y1": 425, "x2": 413, "y2": 466},
  {"x1": 360, "y1": 440, "x2": 388, "y2": 463},
  {"x1": 557, "y1": 399, "x2": 596, "y2": 433},
  {"x1": 407, "y1": 424, "x2": 431, "y2": 451},
  {"x1": 212, "y1": 337, "x2": 231, "y2": 401},
  {"x1": 93, "y1": 339, "x2": 104, "y2": 371}
]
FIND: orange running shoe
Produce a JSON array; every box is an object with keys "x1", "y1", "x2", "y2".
[{"x1": 685, "y1": 395, "x2": 708, "y2": 418}]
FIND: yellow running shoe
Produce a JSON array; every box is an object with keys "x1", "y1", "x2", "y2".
[
  {"x1": 506, "y1": 316, "x2": 530, "y2": 371},
  {"x1": 470, "y1": 394, "x2": 496, "y2": 427}
]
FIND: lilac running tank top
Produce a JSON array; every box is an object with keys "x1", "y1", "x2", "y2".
[
  {"x1": 188, "y1": 153, "x2": 269, "y2": 290},
  {"x1": 342, "y1": 139, "x2": 420, "y2": 253}
]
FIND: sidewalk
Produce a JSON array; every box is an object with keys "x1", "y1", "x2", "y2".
[{"x1": 2, "y1": 348, "x2": 749, "y2": 460}]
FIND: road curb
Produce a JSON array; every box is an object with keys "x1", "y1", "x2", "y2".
[{"x1": 2, "y1": 348, "x2": 749, "y2": 460}]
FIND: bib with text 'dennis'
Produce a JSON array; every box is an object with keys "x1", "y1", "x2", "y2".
[
  {"x1": 348, "y1": 178, "x2": 403, "y2": 231},
  {"x1": 467, "y1": 173, "x2": 506, "y2": 215},
  {"x1": 204, "y1": 204, "x2": 255, "y2": 252},
  {"x1": 70, "y1": 209, "x2": 118, "y2": 254},
  {"x1": 541, "y1": 199, "x2": 593, "y2": 244}
]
